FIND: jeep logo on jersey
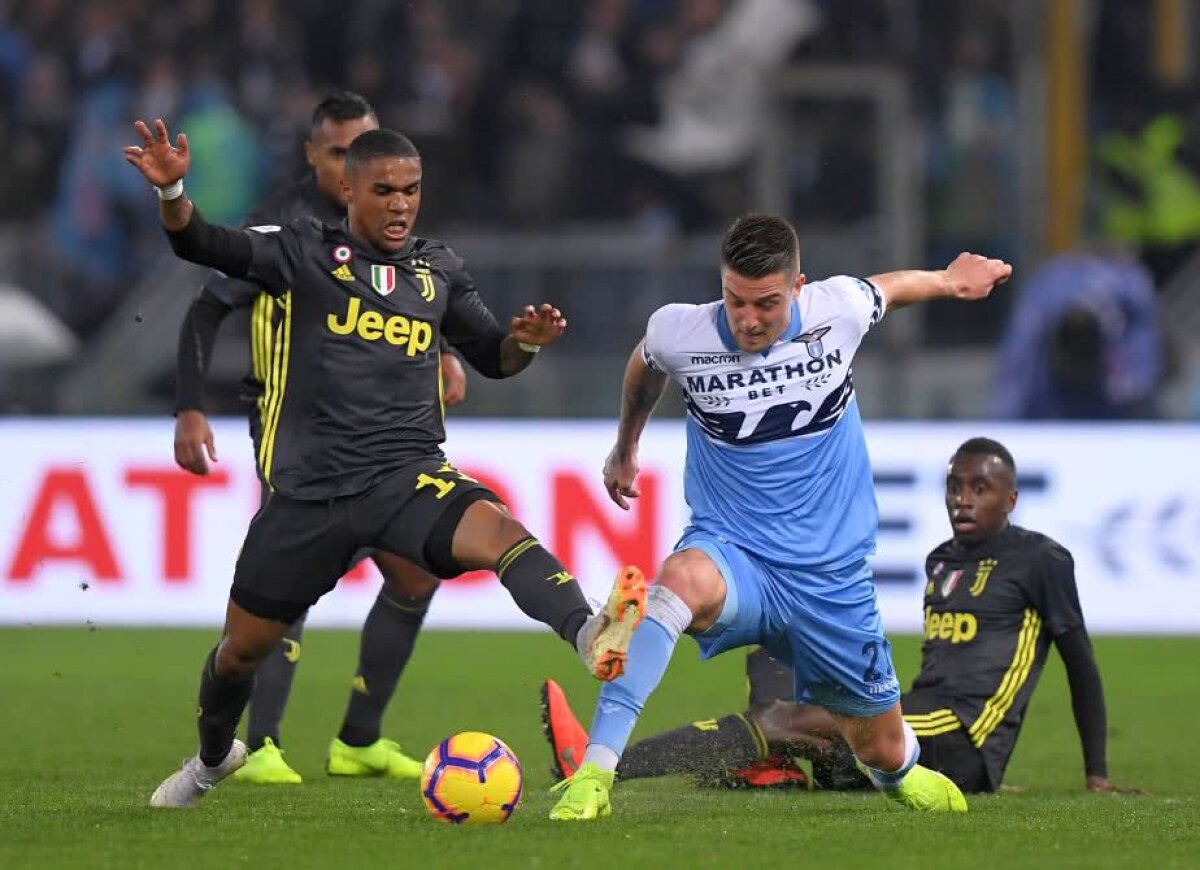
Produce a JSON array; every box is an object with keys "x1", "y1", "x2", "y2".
[
  {"x1": 326, "y1": 297, "x2": 433, "y2": 355},
  {"x1": 370, "y1": 264, "x2": 397, "y2": 296},
  {"x1": 792, "y1": 325, "x2": 832, "y2": 360}
]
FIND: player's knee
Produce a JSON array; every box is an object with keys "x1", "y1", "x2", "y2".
[
  {"x1": 215, "y1": 636, "x2": 270, "y2": 678},
  {"x1": 657, "y1": 551, "x2": 724, "y2": 628},
  {"x1": 375, "y1": 552, "x2": 440, "y2": 599},
  {"x1": 456, "y1": 500, "x2": 530, "y2": 565}
]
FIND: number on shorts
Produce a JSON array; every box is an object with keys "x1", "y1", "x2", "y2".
[
  {"x1": 415, "y1": 462, "x2": 477, "y2": 500},
  {"x1": 861, "y1": 640, "x2": 882, "y2": 683}
]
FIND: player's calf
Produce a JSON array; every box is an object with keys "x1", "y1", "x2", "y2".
[
  {"x1": 493, "y1": 533, "x2": 594, "y2": 646},
  {"x1": 847, "y1": 718, "x2": 968, "y2": 812}
]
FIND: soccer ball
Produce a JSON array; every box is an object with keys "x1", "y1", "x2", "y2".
[{"x1": 420, "y1": 732, "x2": 524, "y2": 825}]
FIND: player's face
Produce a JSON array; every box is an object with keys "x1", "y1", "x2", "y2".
[
  {"x1": 720, "y1": 266, "x2": 805, "y2": 353},
  {"x1": 344, "y1": 156, "x2": 423, "y2": 253},
  {"x1": 944, "y1": 453, "x2": 1017, "y2": 544},
  {"x1": 304, "y1": 115, "x2": 380, "y2": 206}
]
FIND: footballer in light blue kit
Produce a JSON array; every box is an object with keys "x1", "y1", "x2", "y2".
[{"x1": 550, "y1": 213, "x2": 1012, "y2": 820}]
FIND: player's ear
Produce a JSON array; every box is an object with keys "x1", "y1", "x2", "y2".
[
  {"x1": 304, "y1": 139, "x2": 317, "y2": 169},
  {"x1": 1007, "y1": 488, "x2": 1018, "y2": 513},
  {"x1": 793, "y1": 273, "x2": 806, "y2": 295}
]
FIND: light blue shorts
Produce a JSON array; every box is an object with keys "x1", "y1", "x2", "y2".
[{"x1": 678, "y1": 528, "x2": 900, "y2": 718}]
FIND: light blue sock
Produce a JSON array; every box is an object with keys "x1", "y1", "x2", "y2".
[{"x1": 583, "y1": 586, "x2": 692, "y2": 771}]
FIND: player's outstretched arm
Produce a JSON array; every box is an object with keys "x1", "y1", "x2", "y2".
[
  {"x1": 124, "y1": 118, "x2": 259, "y2": 279},
  {"x1": 604, "y1": 341, "x2": 669, "y2": 510},
  {"x1": 870, "y1": 252, "x2": 1013, "y2": 311},
  {"x1": 499, "y1": 303, "x2": 567, "y2": 376},
  {"x1": 123, "y1": 118, "x2": 194, "y2": 230}
]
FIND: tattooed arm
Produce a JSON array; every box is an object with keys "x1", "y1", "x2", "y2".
[{"x1": 604, "y1": 340, "x2": 670, "y2": 510}]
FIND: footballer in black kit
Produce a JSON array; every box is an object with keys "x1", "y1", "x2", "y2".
[
  {"x1": 172, "y1": 93, "x2": 472, "y2": 785},
  {"x1": 905, "y1": 523, "x2": 1092, "y2": 791},
  {"x1": 544, "y1": 438, "x2": 1134, "y2": 795},
  {"x1": 127, "y1": 118, "x2": 648, "y2": 808}
]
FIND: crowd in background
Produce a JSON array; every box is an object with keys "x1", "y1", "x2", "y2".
[
  {"x1": 0, "y1": 0, "x2": 1195, "y2": 417},
  {"x1": 0, "y1": 0, "x2": 1022, "y2": 333}
]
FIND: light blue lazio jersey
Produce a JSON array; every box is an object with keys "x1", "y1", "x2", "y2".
[{"x1": 643, "y1": 276, "x2": 886, "y2": 571}]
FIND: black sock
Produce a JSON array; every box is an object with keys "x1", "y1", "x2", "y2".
[
  {"x1": 198, "y1": 646, "x2": 255, "y2": 767},
  {"x1": 617, "y1": 714, "x2": 766, "y2": 781},
  {"x1": 245, "y1": 612, "x2": 307, "y2": 751},
  {"x1": 495, "y1": 537, "x2": 591, "y2": 645},
  {"x1": 337, "y1": 589, "x2": 432, "y2": 747},
  {"x1": 811, "y1": 739, "x2": 873, "y2": 790}
]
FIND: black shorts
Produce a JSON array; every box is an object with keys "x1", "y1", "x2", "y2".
[
  {"x1": 901, "y1": 690, "x2": 991, "y2": 793},
  {"x1": 232, "y1": 458, "x2": 498, "y2": 623},
  {"x1": 252, "y1": 424, "x2": 377, "y2": 569}
]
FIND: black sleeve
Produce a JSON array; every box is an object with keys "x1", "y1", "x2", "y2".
[
  {"x1": 165, "y1": 208, "x2": 298, "y2": 296},
  {"x1": 440, "y1": 259, "x2": 509, "y2": 379},
  {"x1": 1026, "y1": 543, "x2": 1086, "y2": 637},
  {"x1": 1054, "y1": 627, "x2": 1109, "y2": 779},
  {"x1": 174, "y1": 290, "x2": 232, "y2": 414}
]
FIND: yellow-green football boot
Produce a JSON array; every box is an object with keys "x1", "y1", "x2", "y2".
[
  {"x1": 326, "y1": 738, "x2": 423, "y2": 779},
  {"x1": 232, "y1": 738, "x2": 302, "y2": 785},
  {"x1": 548, "y1": 762, "x2": 615, "y2": 821},
  {"x1": 883, "y1": 764, "x2": 969, "y2": 812}
]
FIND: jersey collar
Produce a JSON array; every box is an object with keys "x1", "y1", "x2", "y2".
[{"x1": 716, "y1": 298, "x2": 803, "y2": 358}]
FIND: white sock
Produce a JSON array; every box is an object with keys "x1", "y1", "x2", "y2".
[
  {"x1": 581, "y1": 743, "x2": 621, "y2": 773},
  {"x1": 861, "y1": 721, "x2": 920, "y2": 789},
  {"x1": 645, "y1": 584, "x2": 692, "y2": 638}
]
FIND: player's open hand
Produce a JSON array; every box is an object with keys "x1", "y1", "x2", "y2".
[
  {"x1": 510, "y1": 304, "x2": 567, "y2": 348},
  {"x1": 945, "y1": 252, "x2": 1012, "y2": 301},
  {"x1": 174, "y1": 410, "x2": 217, "y2": 475},
  {"x1": 603, "y1": 446, "x2": 641, "y2": 510},
  {"x1": 1086, "y1": 775, "x2": 1147, "y2": 796},
  {"x1": 124, "y1": 118, "x2": 190, "y2": 187}
]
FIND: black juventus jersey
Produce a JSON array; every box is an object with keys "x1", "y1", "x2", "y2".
[
  {"x1": 175, "y1": 177, "x2": 345, "y2": 414},
  {"x1": 170, "y1": 212, "x2": 509, "y2": 500},
  {"x1": 909, "y1": 525, "x2": 1085, "y2": 789}
]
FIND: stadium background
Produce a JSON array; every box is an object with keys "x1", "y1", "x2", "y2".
[
  {"x1": 1, "y1": 2, "x2": 1199, "y2": 867},
  {"x1": 1, "y1": 0, "x2": 1197, "y2": 629}
]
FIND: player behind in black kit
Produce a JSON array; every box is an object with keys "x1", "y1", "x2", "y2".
[
  {"x1": 543, "y1": 438, "x2": 1140, "y2": 795},
  {"x1": 171, "y1": 91, "x2": 470, "y2": 786},
  {"x1": 125, "y1": 117, "x2": 648, "y2": 808}
]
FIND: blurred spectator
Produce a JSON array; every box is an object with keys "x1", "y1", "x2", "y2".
[
  {"x1": 925, "y1": 9, "x2": 1017, "y2": 265},
  {"x1": 176, "y1": 75, "x2": 263, "y2": 224},
  {"x1": 993, "y1": 254, "x2": 1164, "y2": 420},
  {"x1": 1097, "y1": 112, "x2": 1200, "y2": 288},
  {"x1": 620, "y1": 0, "x2": 818, "y2": 226}
]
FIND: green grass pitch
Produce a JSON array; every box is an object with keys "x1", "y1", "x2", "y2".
[{"x1": 0, "y1": 628, "x2": 1197, "y2": 869}]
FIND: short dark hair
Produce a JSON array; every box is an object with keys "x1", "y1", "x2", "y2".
[
  {"x1": 311, "y1": 90, "x2": 376, "y2": 129},
  {"x1": 954, "y1": 437, "x2": 1016, "y2": 478},
  {"x1": 721, "y1": 213, "x2": 801, "y2": 279},
  {"x1": 345, "y1": 129, "x2": 421, "y2": 172}
]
